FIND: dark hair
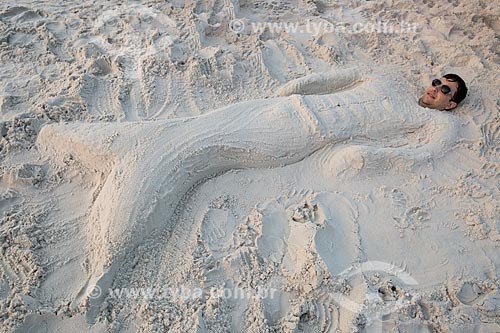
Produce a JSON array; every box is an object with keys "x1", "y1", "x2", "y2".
[{"x1": 443, "y1": 73, "x2": 468, "y2": 105}]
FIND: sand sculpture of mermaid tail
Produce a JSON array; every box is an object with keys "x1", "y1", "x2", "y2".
[{"x1": 36, "y1": 67, "x2": 458, "y2": 322}]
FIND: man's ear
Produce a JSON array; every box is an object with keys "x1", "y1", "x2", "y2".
[{"x1": 445, "y1": 101, "x2": 458, "y2": 111}]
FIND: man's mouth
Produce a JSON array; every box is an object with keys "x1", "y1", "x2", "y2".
[{"x1": 426, "y1": 92, "x2": 436, "y2": 99}]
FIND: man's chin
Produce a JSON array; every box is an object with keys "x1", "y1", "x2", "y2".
[{"x1": 419, "y1": 96, "x2": 432, "y2": 108}]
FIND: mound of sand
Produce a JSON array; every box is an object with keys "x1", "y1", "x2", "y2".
[{"x1": 0, "y1": 0, "x2": 498, "y2": 332}]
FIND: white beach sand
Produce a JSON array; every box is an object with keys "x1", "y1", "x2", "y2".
[{"x1": 0, "y1": 0, "x2": 499, "y2": 332}]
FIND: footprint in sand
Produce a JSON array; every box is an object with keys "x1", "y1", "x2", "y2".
[
  {"x1": 256, "y1": 190, "x2": 360, "y2": 276},
  {"x1": 455, "y1": 280, "x2": 498, "y2": 306},
  {"x1": 200, "y1": 206, "x2": 238, "y2": 255}
]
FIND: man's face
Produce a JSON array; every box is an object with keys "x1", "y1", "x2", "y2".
[{"x1": 420, "y1": 77, "x2": 458, "y2": 111}]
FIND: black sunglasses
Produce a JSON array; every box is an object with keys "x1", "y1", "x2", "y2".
[{"x1": 432, "y1": 79, "x2": 452, "y2": 96}]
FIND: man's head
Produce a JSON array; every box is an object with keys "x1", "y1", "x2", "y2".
[{"x1": 419, "y1": 74, "x2": 468, "y2": 111}]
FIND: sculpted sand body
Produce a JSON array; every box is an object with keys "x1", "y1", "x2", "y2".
[{"x1": 36, "y1": 67, "x2": 459, "y2": 320}]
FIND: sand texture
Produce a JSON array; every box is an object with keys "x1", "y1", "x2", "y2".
[{"x1": 0, "y1": 0, "x2": 499, "y2": 332}]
